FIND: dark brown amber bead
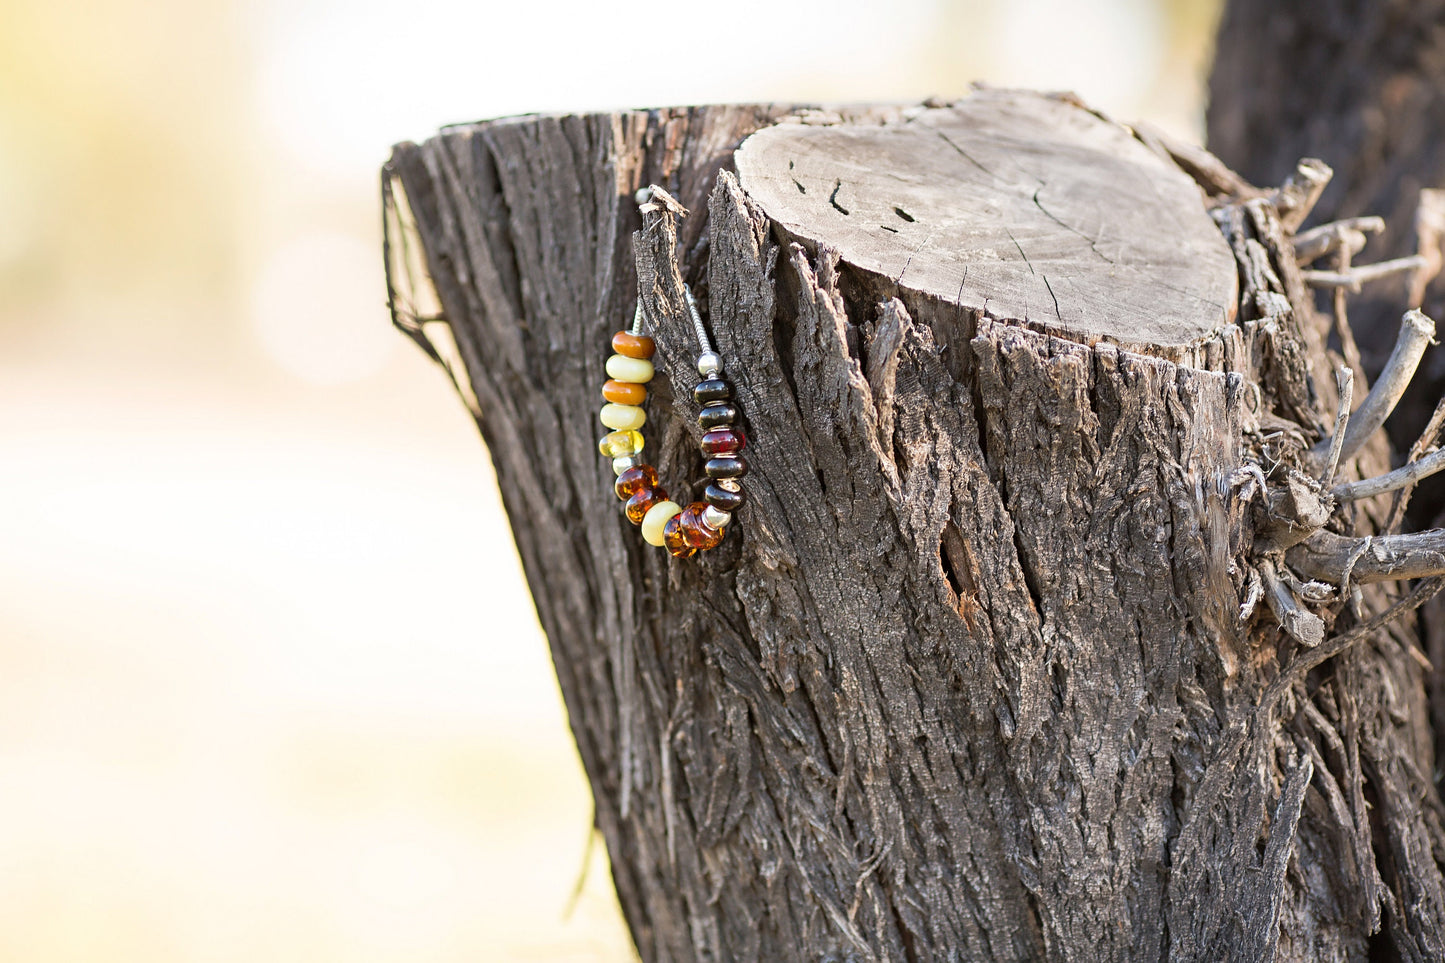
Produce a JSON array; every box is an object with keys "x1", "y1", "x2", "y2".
[
  {"x1": 705, "y1": 455, "x2": 748, "y2": 479},
  {"x1": 625, "y1": 487, "x2": 667, "y2": 525},
  {"x1": 698, "y1": 402, "x2": 738, "y2": 429},
  {"x1": 700, "y1": 427, "x2": 745, "y2": 456},
  {"x1": 704, "y1": 482, "x2": 745, "y2": 512},
  {"x1": 611, "y1": 331, "x2": 655, "y2": 359},
  {"x1": 602, "y1": 379, "x2": 646, "y2": 405},
  {"x1": 693, "y1": 378, "x2": 733, "y2": 404},
  {"x1": 663, "y1": 514, "x2": 697, "y2": 558},
  {"x1": 615, "y1": 464, "x2": 658, "y2": 500},
  {"x1": 679, "y1": 502, "x2": 725, "y2": 550}
]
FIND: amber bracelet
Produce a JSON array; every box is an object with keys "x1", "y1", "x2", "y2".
[{"x1": 597, "y1": 289, "x2": 747, "y2": 558}]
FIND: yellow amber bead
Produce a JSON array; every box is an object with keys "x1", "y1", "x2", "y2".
[
  {"x1": 597, "y1": 429, "x2": 644, "y2": 458},
  {"x1": 606, "y1": 354, "x2": 654, "y2": 384},
  {"x1": 600, "y1": 403, "x2": 646, "y2": 431},
  {"x1": 640, "y1": 500, "x2": 682, "y2": 546}
]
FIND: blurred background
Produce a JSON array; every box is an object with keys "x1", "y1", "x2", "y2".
[{"x1": 0, "y1": 0, "x2": 1220, "y2": 959}]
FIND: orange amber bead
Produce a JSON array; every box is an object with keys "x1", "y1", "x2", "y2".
[
  {"x1": 680, "y1": 502, "x2": 725, "y2": 550},
  {"x1": 662, "y1": 514, "x2": 697, "y2": 558},
  {"x1": 625, "y1": 487, "x2": 667, "y2": 525},
  {"x1": 615, "y1": 464, "x2": 658, "y2": 500},
  {"x1": 603, "y1": 379, "x2": 646, "y2": 405},
  {"x1": 611, "y1": 331, "x2": 655, "y2": 359}
]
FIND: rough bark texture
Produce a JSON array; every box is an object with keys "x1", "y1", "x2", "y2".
[{"x1": 386, "y1": 90, "x2": 1445, "y2": 961}]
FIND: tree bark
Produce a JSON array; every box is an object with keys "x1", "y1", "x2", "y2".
[{"x1": 385, "y1": 90, "x2": 1445, "y2": 961}]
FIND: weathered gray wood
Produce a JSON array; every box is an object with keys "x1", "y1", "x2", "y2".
[
  {"x1": 385, "y1": 90, "x2": 1445, "y2": 962},
  {"x1": 736, "y1": 91, "x2": 1239, "y2": 357}
]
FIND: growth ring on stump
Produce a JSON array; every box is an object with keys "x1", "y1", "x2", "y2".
[{"x1": 735, "y1": 93, "x2": 1238, "y2": 354}]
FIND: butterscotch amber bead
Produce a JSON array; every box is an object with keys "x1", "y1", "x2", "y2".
[
  {"x1": 641, "y1": 500, "x2": 682, "y2": 546},
  {"x1": 612, "y1": 331, "x2": 656, "y2": 359},
  {"x1": 625, "y1": 487, "x2": 667, "y2": 525},
  {"x1": 678, "y1": 502, "x2": 724, "y2": 550},
  {"x1": 603, "y1": 379, "x2": 647, "y2": 405},
  {"x1": 662, "y1": 514, "x2": 697, "y2": 558},
  {"x1": 615, "y1": 464, "x2": 658, "y2": 500},
  {"x1": 600, "y1": 403, "x2": 646, "y2": 431}
]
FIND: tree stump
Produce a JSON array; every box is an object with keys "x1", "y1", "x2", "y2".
[{"x1": 385, "y1": 89, "x2": 1445, "y2": 962}]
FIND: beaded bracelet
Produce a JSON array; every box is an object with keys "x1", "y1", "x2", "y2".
[{"x1": 597, "y1": 288, "x2": 748, "y2": 558}]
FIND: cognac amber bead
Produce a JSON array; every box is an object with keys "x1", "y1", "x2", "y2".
[
  {"x1": 625, "y1": 487, "x2": 667, "y2": 525},
  {"x1": 603, "y1": 379, "x2": 646, "y2": 405},
  {"x1": 700, "y1": 427, "x2": 745, "y2": 456},
  {"x1": 705, "y1": 454, "x2": 748, "y2": 479},
  {"x1": 615, "y1": 464, "x2": 658, "y2": 500},
  {"x1": 704, "y1": 482, "x2": 745, "y2": 512},
  {"x1": 693, "y1": 378, "x2": 733, "y2": 404},
  {"x1": 678, "y1": 502, "x2": 724, "y2": 550},
  {"x1": 611, "y1": 331, "x2": 656, "y2": 359},
  {"x1": 662, "y1": 514, "x2": 697, "y2": 558},
  {"x1": 698, "y1": 402, "x2": 738, "y2": 430}
]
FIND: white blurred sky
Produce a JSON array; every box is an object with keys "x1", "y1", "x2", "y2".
[{"x1": 0, "y1": 0, "x2": 1219, "y2": 959}]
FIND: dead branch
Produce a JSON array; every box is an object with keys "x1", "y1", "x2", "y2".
[
  {"x1": 1301, "y1": 256, "x2": 1429, "y2": 292},
  {"x1": 1293, "y1": 216, "x2": 1385, "y2": 265},
  {"x1": 1261, "y1": 557, "x2": 1325, "y2": 646},
  {"x1": 1311, "y1": 309, "x2": 1436, "y2": 465},
  {"x1": 1289, "y1": 528, "x2": 1445, "y2": 585},
  {"x1": 1334, "y1": 445, "x2": 1445, "y2": 503}
]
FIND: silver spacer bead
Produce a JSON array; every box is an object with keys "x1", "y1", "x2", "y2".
[
  {"x1": 716, "y1": 478, "x2": 741, "y2": 493},
  {"x1": 702, "y1": 505, "x2": 732, "y2": 529},
  {"x1": 612, "y1": 454, "x2": 642, "y2": 475},
  {"x1": 697, "y1": 351, "x2": 723, "y2": 377}
]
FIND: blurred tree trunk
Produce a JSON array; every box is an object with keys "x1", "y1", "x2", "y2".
[
  {"x1": 385, "y1": 89, "x2": 1445, "y2": 961},
  {"x1": 1209, "y1": 0, "x2": 1445, "y2": 509}
]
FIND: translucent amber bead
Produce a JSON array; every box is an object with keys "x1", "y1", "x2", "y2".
[
  {"x1": 598, "y1": 429, "x2": 643, "y2": 458},
  {"x1": 641, "y1": 500, "x2": 682, "y2": 546},
  {"x1": 603, "y1": 379, "x2": 646, "y2": 405},
  {"x1": 663, "y1": 514, "x2": 696, "y2": 558},
  {"x1": 625, "y1": 486, "x2": 667, "y2": 525},
  {"x1": 700, "y1": 427, "x2": 745, "y2": 456},
  {"x1": 611, "y1": 331, "x2": 656, "y2": 359},
  {"x1": 678, "y1": 502, "x2": 725, "y2": 551},
  {"x1": 606, "y1": 355, "x2": 654, "y2": 383},
  {"x1": 601, "y1": 403, "x2": 646, "y2": 431},
  {"x1": 615, "y1": 464, "x2": 658, "y2": 500}
]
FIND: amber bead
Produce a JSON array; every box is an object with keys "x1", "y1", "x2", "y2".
[
  {"x1": 700, "y1": 427, "x2": 745, "y2": 456},
  {"x1": 615, "y1": 464, "x2": 658, "y2": 500},
  {"x1": 603, "y1": 379, "x2": 646, "y2": 405},
  {"x1": 611, "y1": 331, "x2": 655, "y2": 359},
  {"x1": 704, "y1": 482, "x2": 745, "y2": 512},
  {"x1": 694, "y1": 378, "x2": 733, "y2": 404},
  {"x1": 662, "y1": 514, "x2": 697, "y2": 558},
  {"x1": 598, "y1": 429, "x2": 643, "y2": 458},
  {"x1": 698, "y1": 402, "x2": 738, "y2": 429},
  {"x1": 625, "y1": 487, "x2": 667, "y2": 525},
  {"x1": 705, "y1": 455, "x2": 748, "y2": 479},
  {"x1": 678, "y1": 502, "x2": 725, "y2": 550}
]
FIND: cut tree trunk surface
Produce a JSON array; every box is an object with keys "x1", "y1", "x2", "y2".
[{"x1": 386, "y1": 89, "x2": 1445, "y2": 962}]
